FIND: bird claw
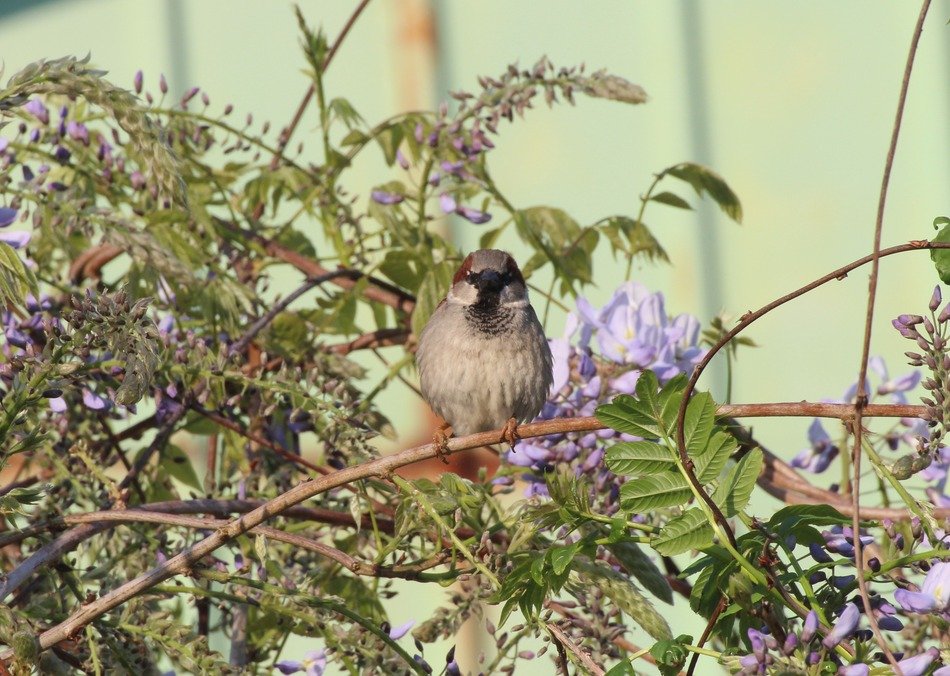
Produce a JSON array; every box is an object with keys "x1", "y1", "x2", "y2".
[
  {"x1": 433, "y1": 426, "x2": 451, "y2": 464},
  {"x1": 502, "y1": 417, "x2": 520, "y2": 450}
]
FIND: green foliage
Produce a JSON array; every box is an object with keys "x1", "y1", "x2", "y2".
[
  {"x1": 662, "y1": 162, "x2": 743, "y2": 224},
  {"x1": 600, "y1": 371, "x2": 761, "y2": 556},
  {"x1": 931, "y1": 216, "x2": 950, "y2": 283},
  {"x1": 650, "y1": 634, "x2": 694, "y2": 676},
  {"x1": 0, "y1": 242, "x2": 38, "y2": 312}
]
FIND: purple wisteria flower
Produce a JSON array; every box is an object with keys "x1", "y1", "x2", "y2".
[
  {"x1": 800, "y1": 610, "x2": 818, "y2": 643},
  {"x1": 504, "y1": 283, "x2": 706, "y2": 505},
  {"x1": 795, "y1": 355, "x2": 923, "y2": 474},
  {"x1": 791, "y1": 419, "x2": 839, "y2": 473},
  {"x1": 892, "y1": 648, "x2": 940, "y2": 676},
  {"x1": 371, "y1": 190, "x2": 404, "y2": 205},
  {"x1": 0, "y1": 207, "x2": 17, "y2": 228},
  {"x1": 23, "y1": 98, "x2": 49, "y2": 125},
  {"x1": 822, "y1": 603, "x2": 860, "y2": 649},
  {"x1": 894, "y1": 562, "x2": 950, "y2": 614},
  {"x1": 388, "y1": 620, "x2": 414, "y2": 640},
  {"x1": 438, "y1": 193, "x2": 492, "y2": 224},
  {"x1": 275, "y1": 649, "x2": 326, "y2": 675},
  {"x1": 574, "y1": 282, "x2": 706, "y2": 382},
  {"x1": 0, "y1": 207, "x2": 31, "y2": 250},
  {"x1": 838, "y1": 665, "x2": 869, "y2": 676}
]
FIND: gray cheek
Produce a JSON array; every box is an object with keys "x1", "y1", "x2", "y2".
[{"x1": 499, "y1": 283, "x2": 526, "y2": 305}]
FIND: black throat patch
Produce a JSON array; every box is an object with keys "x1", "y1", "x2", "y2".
[{"x1": 465, "y1": 295, "x2": 515, "y2": 336}]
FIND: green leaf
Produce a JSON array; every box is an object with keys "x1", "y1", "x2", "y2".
[
  {"x1": 650, "y1": 635, "x2": 693, "y2": 676},
  {"x1": 410, "y1": 261, "x2": 453, "y2": 337},
  {"x1": 0, "y1": 242, "x2": 39, "y2": 311},
  {"x1": 605, "y1": 660, "x2": 636, "y2": 676},
  {"x1": 650, "y1": 191, "x2": 693, "y2": 210},
  {"x1": 596, "y1": 371, "x2": 687, "y2": 440},
  {"x1": 606, "y1": 440, "x2": 675, "y2": 476},
  {"x1": 683, "y1": 392, "x2": 715, "y2": 457},
  {"x1": 651, "y1": 507, "x2": 713, "y2": 556},
  {"x1": 767, "y1": 504, "x2": 849, "y2": 543},
  {"x1": 0, "y1": 486, "x2": 45, "y2": 517},
  {"x1": 693, "y1": 431, "x2": 737, "y2": 483},
  {"x1": 162, "y1": 444, "x2": 203, "y2": 492},
  {"x1": 530, "y1": 553, "x2": 546, "y2": 585},
  {"x1": 340, "y1": 128, "x2": 369, "y2": 147},
  {"x1": 274, "y1": 228, "x2": 318, "y2": 258},
  {"x1": 596, "y1": 396, "x2": 657, "y2": 439},
  {"x1": 608, "y1": 540, "x2": 673, "y2": 603},
  {"x1": 931, "y1": 221, "x2": 950, "y2": 284},
  {"x1": 327, "y1": 97, "x2": 364, "y2": 129},
  {"x1": 548, "y1": 543, "x2": 580, "y2": 576},
  {"x1": 375, "y1": 124, "x2": 404, "y2": 166},
  {"x1": 664, "y1": 162, "x2": 743, "y2": 224},
  {"x1": 515, "y1": 207, "x2": 596, "y2": 292},
  {"x1": 619, "y1": 472, "x2": 691, "y2": 512},
  {"x1": 597, "y1": 216, "x2": 670, "y2": 263},
  {"x1": 379, "y1": 250, "x2": 424, "y2": 290},
  {"x1": 711, "y1": 448, "x2": 763, "y2": 516}
]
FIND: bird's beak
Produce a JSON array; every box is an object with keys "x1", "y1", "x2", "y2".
[{"x1": 474, "y1": 270, "x2": 503, "y2": 294}]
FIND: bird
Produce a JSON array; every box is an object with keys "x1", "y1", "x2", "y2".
[{"x1": 416, "y1": 249, "x2": 553, "y2": 460}]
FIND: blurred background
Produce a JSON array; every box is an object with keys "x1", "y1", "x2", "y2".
[{"x1": 3, "y1": 0, "x2": 950, "y2": 672}]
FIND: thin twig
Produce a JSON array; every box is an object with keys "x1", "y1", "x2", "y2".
[
  {"x1": 229, "y1": 273, "x2": 339, "y2": 356},
  {"x1": 328, "y1": 327, "x2": 411, "y2": 354},
  {"x1": 117, "y1": 401, "x2": 189, "y2": 493},
  {"x1": 253, "y1": 0, "x2": 374, "y2": 220},
  {"x1": 687, "y1": 595, "x2": 726, "y2": 676},
  {"x1": 851, "y1": 4, "x2": 931, "y2": 671},
  {"x1": 218, "y1": 219, "x2": 416, "y2": 314},
  {"x1": 188, "y1": 404, "x2": 330, "y2": 475}
]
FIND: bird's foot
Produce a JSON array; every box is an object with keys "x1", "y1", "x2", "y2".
[
  {"x1": 502, "y1": 417, "x2": 520, "y2": 450},
  {"x1": 433, "y1": 424, "x2": 452, "y2": 464}
]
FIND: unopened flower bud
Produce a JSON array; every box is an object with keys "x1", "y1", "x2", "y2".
[{"x1": 930, "y1": 286, "x2": 943, "y2": 311}]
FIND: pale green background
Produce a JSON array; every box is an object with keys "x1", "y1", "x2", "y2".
[{"x1": 3, "y1": 1, "x2": 949, "y2": 673}]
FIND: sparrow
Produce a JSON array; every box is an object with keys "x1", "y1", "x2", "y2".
[{"x1": 416, "y1": 249, "x2": 554, "y2": 456}]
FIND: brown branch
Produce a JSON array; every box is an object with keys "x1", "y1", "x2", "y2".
[
  {"x1": 7, "y1": 398, "x2": 937, "y2": 656},
  {"x1": 0, "y1": 499, "x2": 397, "y2": 600},
  {"x1": 851, "y1": 3, "x2": 931, "y2": 671},
  {"x1": 228, "y1": 272, "x2": 341, "y2": 356},
  {"x1": 251, "y1": 230, "x2": 415, "y2": 314},
  {"x1": 49, "y1": 510, "x2": 446, "y2": 580},
  {"x1": 328, "y1": 327, "x2": 411, "y2": 355},
  {"x1": 68, "y1": 244, "x2": 123, "y2": 283},
  {"x1": 687, "y1": 596, "x2": 726, "y2": 676},
  {"x1": 188, "y1": 404, "x2": 330, "y2": 475},
  {"x1": 545, "y1": 622, "x2": 604, "y2": 676},
  {"x1": 545, "y1": 600, "x2": 667, "y2": 671}
]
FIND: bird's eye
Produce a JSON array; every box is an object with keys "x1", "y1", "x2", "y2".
[
  {"x1": 466, "y1": 271, "x2": 479, "y2": 284},
  {"x1": 501, "y1": 272, "x2": 513, "y2": 285}
]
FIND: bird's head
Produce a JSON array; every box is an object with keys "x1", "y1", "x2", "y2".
[{"x1": 447, "y1": 249, "x2": 528, "y2": 309}]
